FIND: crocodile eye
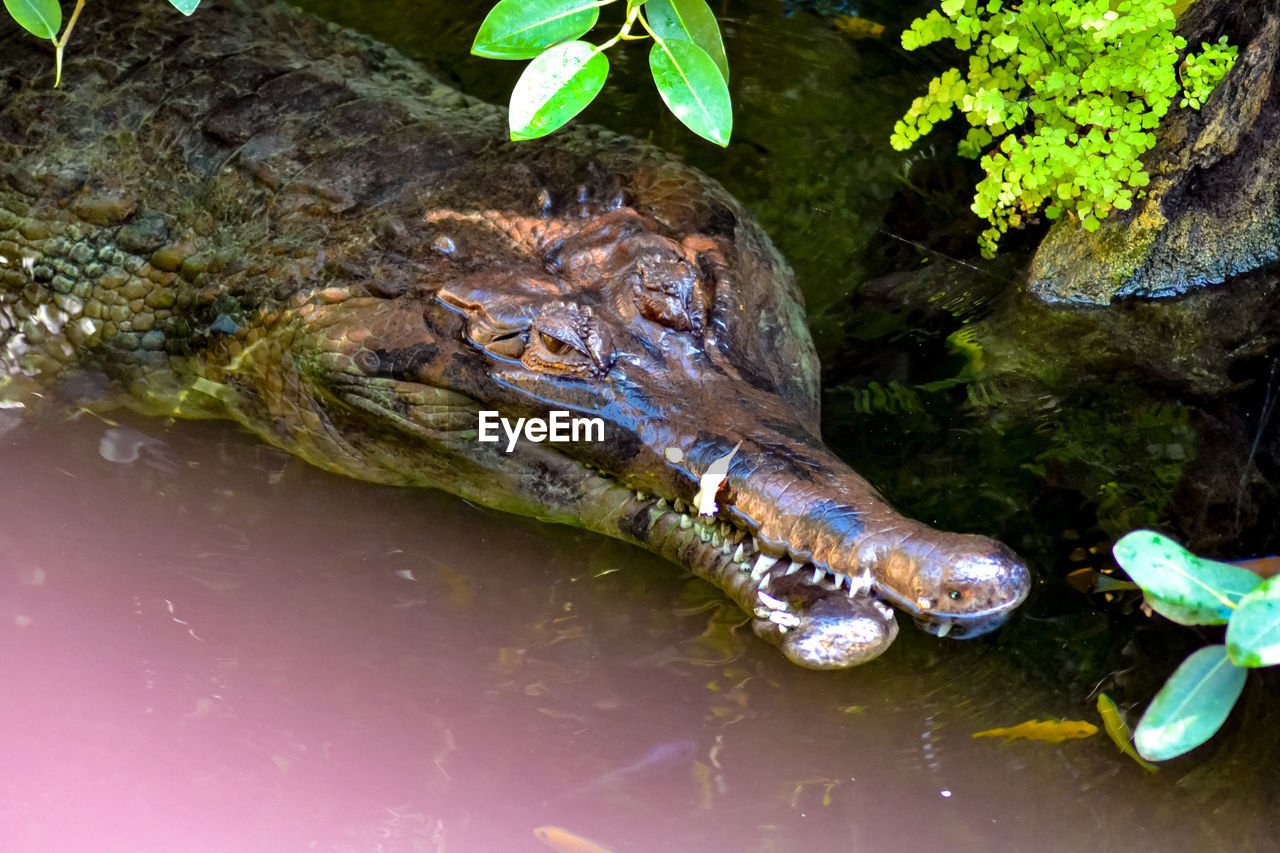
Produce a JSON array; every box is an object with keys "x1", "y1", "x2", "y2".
[
  {"x1": 949, "y1": 589, "x2": 963, "y2": 601},
  {"x1": 540, "y1": 332, "x2": 572, "y2": 355}
]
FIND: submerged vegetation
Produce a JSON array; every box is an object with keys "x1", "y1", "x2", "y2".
[{"x1": 890, "y1": 0, "x2": 1237, "y2": 255}]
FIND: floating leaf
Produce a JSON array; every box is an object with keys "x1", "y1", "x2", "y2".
[
  {"x1": 1096, "y1": 693, "x2": 1158, "y2": 772},
  {"x1": 473, "y1": 0, "x2": 600, "y2": 60},
  {"x1": 649, "y1": 37, "x2": 732, "y2": 146},
  {"x1": 1226, "y1": 575, "x2": 1280, "y2": 667},
  {"x1": 1113, "y1": 530, "x2": 1262, "y2": 625},
  {"x1": 509, "y1": 41, "x2": 608, "y2": 140},
  {"x1": 4, "y1": 0, "x2": 60, "y2": 39},
  {"x1": 167, "y1": 0, "x2": 201, "y2": 15},
  {"x1": 644, "y1": 0, "x2": 729, "y2": 83},
  {"x1": 1134, "y1": 645, "x2": 1246, "y2": 761},
  {"x1": 972, "y1": 719, "x2": 1098, "y2": 744}
]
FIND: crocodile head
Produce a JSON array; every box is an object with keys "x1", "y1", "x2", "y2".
[{"x1": 224, "y1": 152, "x2": 1028, "y2": 669}]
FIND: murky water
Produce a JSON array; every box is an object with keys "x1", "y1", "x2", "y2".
[
  {"x1": 3, "y1": 410, "x2": 1271, "y2": 852},
  {"x1": 4, "y1": 0, "x2": 1279, "y2": 850}
]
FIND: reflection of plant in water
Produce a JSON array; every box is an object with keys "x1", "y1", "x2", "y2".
[
  {"x1": 1111, "y1": 530, "x2": 1279, "y2": 761},
  {"x1": 1029, "y1": 402, "x2": 1195, "y2": 539},
  {"x1": 787, "y1": 777, "x2": 843, "y2": 808}
]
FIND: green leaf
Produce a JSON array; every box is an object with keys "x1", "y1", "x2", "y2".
[
  {"x1": 649, "y1": 37, "x2": 731, "y2": 146},
  {"x1": 645, "y1": 0, "x2": 728, "y2": 83},
  {"x1": 508, "y1": 41, "x2": 608, "y2": 140},
  {"x1": 167, "y1": 0, "x2": 201, "y2": 14},
  {"x1": 4, "y1": 0, "x2": 60, "y2": 39},
  {"x1": 1113, "y1": 530, "x2": 1263, "y2": 625},
  {"x1": 1225, "y1": 575, "x2": 1280, "y2": 667},
  {"x1": 991, "y1": 32, "x2": 1019, "y2": 53},
  {"x1": 1134, "y1": 645, "x2": 1246, "y2": 761},
  {"x1": 472, "y1": 0, "x2": 601, "y2": 60}
]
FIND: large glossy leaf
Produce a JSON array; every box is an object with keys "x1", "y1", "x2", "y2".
[
  {"x1": 645, "y1": 0, "x2": 729, "y2": 83},
  {"x1": 1134, "y1": 645, "x2": 1246, "y2": 761},
  {"x1": 4, "y1": 0, "x2": 60, "y2": 39},
  {"x1": 649, "y1": 38, "x2": 731, "y2": 146},
  {"x1": 1226, "y1": 575, "x2": 1280, "y2": 667},
  {"x1": 472, "y1": 0, "x2": 600, "y2": 60},
  {"x1": 1113, "y1": 530, "x2": 1262, "y2": 625},
  {"x1": 168, "y1": 0, "x2": 201, "y2": 15},
  {"x1": 509, "y1": 41, "x2": 608, "y2": 140}
]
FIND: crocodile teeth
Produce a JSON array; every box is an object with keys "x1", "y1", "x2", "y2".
[
  {"x1": 757, "y1": 589, "x2": 787, "y2": 610},
  {"x1": 720, "y1": 539, "x2": 732, "y2": 555},
  {"x1": 934, "y1": 622, "x2": 952, "y2": 638},
  {"x1": 769, "y1": 610, "x2": 801, "y2": 628},
  {"x1": 636, "y1": 491, "x2": 647, "y2": 501},
  {"x1": 732, "y1": 543, "x2": 745, "y2": 563},
  {"x1": 711, "y1": 532, "x2": 723, "y2": 548},
  {"x1": 674, "y1": 499, "x2": 689, "y2": 513},
  {"x1": 751, "y1": 554, "x2": 780, "y2": 580},
  {"x1": 656, "y1": 498, "x2": 668, "y2": 510},
  {"x1": 843, "y1": 573, "x2": 874, "y2": 596},
  {"x1": 699, "y1": 525, "x2": 713, "y2": 543},
  {"x1": 810, "y1": 567, "x2": 824, "y2": 584},
  {"x1": 679, "y1": 515, "x2": 692, "y2": 529},
  {"x1": 783, "y1": 561, "x2": 803, "y2": 576}
]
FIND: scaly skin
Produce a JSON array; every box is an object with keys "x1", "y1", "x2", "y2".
[{"x1": 0, "y1": 0, "x2": 1029, "y2": 668}]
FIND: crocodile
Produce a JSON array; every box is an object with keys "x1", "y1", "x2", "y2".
[{"x1": 0, "y1": 0, "x2": 1030, "y2": 668}]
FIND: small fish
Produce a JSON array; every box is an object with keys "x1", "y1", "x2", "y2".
[
  {"x1": 595, "y1": 739, "x2": 696, "y2": 783},
  {"x1": 1097, "y1": 693, "x2": 1158, "y2": 772},
  {"x1": 558, "y1": 740, "x2": 697, "y2": 801},
  {"x1": 1067, "y1": 568, "x2": 1141, "y2": 594},
  {"x1": 834, "y1": 15, "x2": 887, "y2": 40},
  {"x1": 534, "y1": 825, "x2": 614, "y2": 853},
  {"x1": 973, "y1": 719, "x2": 1098, "y2": 744}
]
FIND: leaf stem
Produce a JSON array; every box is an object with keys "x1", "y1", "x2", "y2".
[
  {"x1": 53, "y1": 0, "x2": 88, "y2": 88},
  {"x1": 597, "y1": 0, "x2": 646, "y2": 53}
]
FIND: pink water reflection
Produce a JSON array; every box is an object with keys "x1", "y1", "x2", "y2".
[{"x1": 1, "y1": 413, "x2": 1272, "y2": 852}]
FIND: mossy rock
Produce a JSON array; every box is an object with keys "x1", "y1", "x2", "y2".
[{"x1": 1029, "y1": 2, "x2": 1280, "y2": 304}]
